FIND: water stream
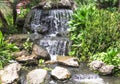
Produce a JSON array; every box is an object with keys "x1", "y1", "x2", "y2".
[{"x1": 27, "y1": 9, "x2": 73, "y2": 60}]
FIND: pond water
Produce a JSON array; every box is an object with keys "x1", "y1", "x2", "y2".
[
  {"x1": 19, "y1": 62, "x2": 120, "y2": 84},
  {"x1": 47, "y1": 63, "x2": 120, "y2": 84}
]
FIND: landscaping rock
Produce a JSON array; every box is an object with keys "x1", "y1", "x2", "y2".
[
  {"x1": 89, "y1": 60, "x2": 104, "y2": 70},
  {"x1": 29, "y1": 33, "x2": 43, "y2": 41},
  {"x1": 7, "y1": 34, "x2": 29, "y2": 48},
  {"x1": 99, "y1": 65, "x2": 114, "y2": 75},
  {"x1": 26, "y1": 69, "x2": 47, "y2": 84},
  {"x1": 16, "y1": 54, "x2": 37, "y2": 64},
  {"x1": 51, "y1": 66, "x2": 71, "y2": 80},
  {"x1": 0, "y1": 62, "x2": 21, "y2": 84},
  {"x1": 12, "y1": 50, "x2": 29, "y2": 58},
  {"x1": 32, "y1": 44, "x2": 50, "y2": 60},
  {"x1": 57, "y1": 56, "x2": 79, "y2": 67}
]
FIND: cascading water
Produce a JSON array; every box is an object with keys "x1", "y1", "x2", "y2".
[{"x1": 25, "y1": 9, "x2": 73, "y2": 60}]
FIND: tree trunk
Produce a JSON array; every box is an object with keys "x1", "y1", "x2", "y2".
[{"x1": 0, "y1": 10, "x2": 8, "y2": 28}]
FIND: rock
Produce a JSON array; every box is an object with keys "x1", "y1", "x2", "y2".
[
  {"x1": 29, "y1": 33, "x2": 43, "y2": 41},
  {"x1": 32, "y1": 44, "x2": 50, "y2": 60},
  {"x1": 12, "y1": 50, "x2": 29, "y2": 58},
  {"x1": 57, "y1": 56, "x2": 79, "y2": 67},
  {"x1": 98, "y1": 65, "x2": 114, "y2": 75},
  {"x1": 89, "y1": 60, "x2": 105, "y2": 70},
  {"x1": 45, "y1": 56, "x2": 79, "y2": 67},
  {"x1": 7, "y1": 34, "x2": 29, "y2": 43},
  {"x1": 45, "y1": 60, "x2": 57, "y2": 64},
  {"x1": 51, "y1": 66, "x2": 71, "y2": 80},
  {"x1": 0, "y1": 63, "x2": 21, "y2": 84},
  {"x1": 16, "y1": 54, "x2": 37, "y2": 64},
  {"x1": 7, "y1": 34, "x2": 29, "y2": 48},
  {"x1": 26, "y1": 69, "x2": 47, "y2": 84}
]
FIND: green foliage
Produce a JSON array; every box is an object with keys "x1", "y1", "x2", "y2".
[
  {"x1": 18, "y1": 8, "x2": 30, "y2": 18},
  {"x1": 0, "y1": 31, "x2": 19, "y2": 68},
  {"x1": 69, "y1": 5, "x2": 120, "y2": 62},
  {"x1": 97, "y1": 0, "x2": 118, "y2": 8},
  {"x1": 39, "y1": 59, "x2": 45, "y2": 65},
  {"x1": 23, "y1": 38, "x2": 33, "y2": 52}
]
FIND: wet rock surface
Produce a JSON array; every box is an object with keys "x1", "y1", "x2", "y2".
[
  {"x1": 0, "y1": 62, "x2": 21, "y2": 84},
  {"x1": 32, "y1": 44, "x2": 50, "y2": 60},
  {"x1": 26, "y1": 69, "x2": 47, "y2": 84},
  {"x1": 51, "y1": 66, "x2": 71, "y2": 80}
]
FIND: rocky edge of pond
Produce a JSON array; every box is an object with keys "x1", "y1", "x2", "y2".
[{"x1": 0, "y1": 34, "x2": 119, "y2": 84}]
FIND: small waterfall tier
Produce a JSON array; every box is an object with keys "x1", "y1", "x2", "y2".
[{"x1": 24, "y1": 9, "x2": 73, "y2": 60}]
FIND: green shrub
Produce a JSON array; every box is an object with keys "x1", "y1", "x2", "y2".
[
  {"x1": 0, "y1": 31, "x2": 19, "y2": 68},
  {"x1": 69, "y1": 5, "x2": 120, "y2": 61}
]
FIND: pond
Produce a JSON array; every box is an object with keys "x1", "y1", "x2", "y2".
[{"x1": 20, "y1": 63, "x2": 120, "y2": 84}]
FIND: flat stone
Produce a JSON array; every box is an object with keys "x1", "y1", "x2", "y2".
[
  {"x1": 57, "y1": 56, "x2": 79, "y2": 67},
  {"x1": 99, "y1": 65, "x2": 114, "y2": 75},
  {"x1": 26, "y1": 69, "x2": 47, "y2": 84},
  {"x1": 0, "y1": 63, "x2": 21, "y2": 84},
  {"x1": 16, "y1": 54, "x2": 36, "y2": 62},
  {"x1": 51, "y1": 66, "x2": 71, "y2": 80}
]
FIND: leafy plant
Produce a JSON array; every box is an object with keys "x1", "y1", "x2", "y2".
[
  {"x1": 39, "y1": 59, "x2": 44, "y2": 65},
  {"x1": 0, "y1": 31, "x2": 19, "y2": 68},
  {"x1": 23, "y1": 38, "x2": 33, "y2": 52},
  {"x1": 69, "y1": 5, "x2": 120, "y2": 62}
]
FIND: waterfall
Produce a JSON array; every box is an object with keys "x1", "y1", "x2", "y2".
[{"x1": 24, "y1": 9, "x2": 73, "y2": 60}]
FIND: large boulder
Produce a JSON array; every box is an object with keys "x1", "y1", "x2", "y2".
[
  {"x1": 26, "y1": 69, "x2": 47, "y2": 84},
  {"x1": 0, "y1": 62, "x2": 21, "y2": 84},
  {"x1": 32, "y1": 44, "x2": 50, "y2": 60},
  {"x1": 51, "y1": 66, "x2": 71, "y2": 80},
  {"x1": 98, "y1": 65, "x2": 114, "y2": 75},
  {"x1": 89, "y1": 60, "x2": 114, "y2": 75}
]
